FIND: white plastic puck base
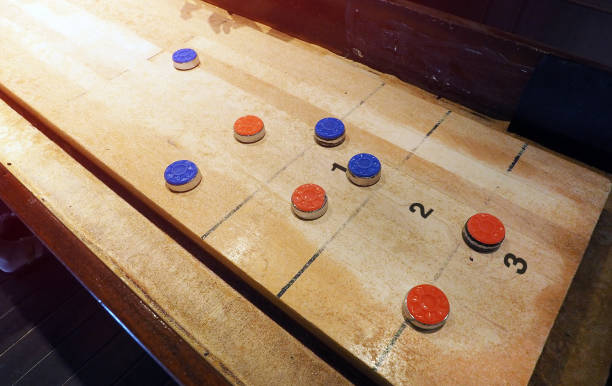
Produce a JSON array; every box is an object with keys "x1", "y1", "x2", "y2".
[
  {"x1": 291, "y1": 198, "x2": 328, "y2": 220},
  {"x1": 314, "y1": 133, "x2": 345, "y2": 147},
  {"x1": 346, "y1": 169, "x2": 381, "y2": 187},
  {"x1": 166, "y1": 171, "x2": 202, "y2": 192},
  {"x1": 234, "y1": 128, "x2": 266, "y2": 143},
  {"x1": 173, "y1": 57, "x2": 200, "y2": 70},
  {"x1": 402, "y1": 292, "x2": 448, "y2": 330}
]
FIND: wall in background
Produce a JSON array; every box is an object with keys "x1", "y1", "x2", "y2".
[{"x1": 409, "y1": 0, "x2": 612, "y2": 68}]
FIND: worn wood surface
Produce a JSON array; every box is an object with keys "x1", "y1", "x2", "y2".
[
  {"x1": 0, "y1": 100, "x2": 349, "y2": 385},
  {"x1": 0, "y1": 0, "x2": 609, "y2": 384}
]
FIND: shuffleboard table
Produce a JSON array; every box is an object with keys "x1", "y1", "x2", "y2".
[{"x1": 0, "y1": 0, "x2": 610, "y2": 384}]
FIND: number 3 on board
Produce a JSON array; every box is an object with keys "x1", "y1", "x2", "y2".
[{"x1": 504, "y1": 253, "x2": 527, "y2": 274}]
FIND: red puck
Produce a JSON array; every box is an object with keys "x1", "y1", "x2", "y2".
[
  {"x1": 291, "y1": 184, "x2": 328, "y2": 220},
  {"x1": 403, "y1": 284, "x2": 450, "y2": 330},
  {"x1": 234, "y1": 115, "x2": 265, "y2": 143},
  {"x1": 463, "y1": 213, "x2": 505, "y2": 253}
]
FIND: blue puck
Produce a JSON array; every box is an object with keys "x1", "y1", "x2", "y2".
[
  {"x1": 164, "y1": 160, "x2": 202, "y2": 192},
  {"x1": 348, "y1": 153, "x2": 381, "y2": 177},
  {"x1": 172, "y1": 48, "x2": 200, "y2": 70},
  {"x1": 315, "y1": 118, "x2": 345, "y2": 140},
  {"x1": 173, "y1": 48, "x2": 197, "y2": 63},
  {"x1": 347, "y1": 153, "x2": 381, "y2": 186},
  {"x1": 314, "y1": 117, "x2": 346, "y2": 147}
]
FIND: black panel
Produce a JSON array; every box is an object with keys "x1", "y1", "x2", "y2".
[{"x1": 509, "y1": 55, "x2": 612, "y2": 172}]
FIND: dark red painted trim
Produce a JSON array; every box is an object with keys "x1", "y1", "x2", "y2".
[
  {"x1": 207, "y1": 0, "x2": 348, "y2": 56},
  {"x1": 204, "y1": 0, "x2": 608, "y2": 119},
  {"x1": 344, "y1": 0, "x2": 542, "y2": 118}
]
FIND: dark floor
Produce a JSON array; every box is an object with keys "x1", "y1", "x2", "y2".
[
  {"x1": 529, "y1": 194, "x2": 612, "y2": 386},
  {"x1": 0, "y1": 253, "x2": 176, "y2": 386}
]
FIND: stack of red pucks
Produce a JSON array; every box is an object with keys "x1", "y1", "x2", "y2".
[{"x1": 462, "y1": 213, "x2": 505, "y2": 253}]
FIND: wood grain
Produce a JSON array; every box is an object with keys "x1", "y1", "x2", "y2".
[
  {"x1": 0, "y1": 0, "x2": 609, "y2": 384},
  {"x1": 0, "y1": 100, "x2": 349, "y2": 384}
]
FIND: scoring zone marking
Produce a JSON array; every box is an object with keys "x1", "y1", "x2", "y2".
[
  {"x1": 197, "y1": 98, "x2": 531, "y2": 372},
  {"x1": 340, "y1": 82, "x2": 385, "y2": 120},
  {"x1": 201, "y1": 147, "x2": 311, "y2": 239},
  {"x1": 277, "y1": 195, "x2": 372, "y2": 298},
  {"x1": 406, "y1": 110, "x2": 451, "y2": 160},
  {"x1": 507, "y1": 142, "x2": 529, "y2": 172},
  {"x1": 374, "y1": 321, "x2": 408, "y2": 371},
  {"x1": 201, "y1": 81, "x2": 388, "y2": 241}
]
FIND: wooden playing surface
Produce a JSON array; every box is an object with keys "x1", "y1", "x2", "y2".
[
  {"x1": 0, "y1": 98, "x2": 349, "y2": 385},
  {"x1": 0, "y1": 0, "x2": 610, "y2": 384}
]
